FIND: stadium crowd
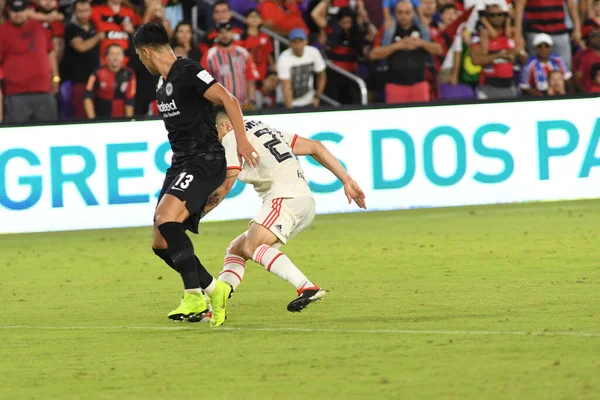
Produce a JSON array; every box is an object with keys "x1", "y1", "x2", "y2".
[{"x1": 0, "y1": 0, "x2": 599, "y2": 123}]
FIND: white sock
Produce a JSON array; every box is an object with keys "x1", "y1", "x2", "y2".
[
  {"x1": 218, "y1": 254, "x2": 246, "y2": 291},
  {"x1": 203, "y1": 278, "x2": 216, "y2": 295},
  {"x1": 184, "y1": 288, "x2": 202, "y2": 294},
  {"x1": 252, "y1": 245, "x2": 315, "y2": 292}
]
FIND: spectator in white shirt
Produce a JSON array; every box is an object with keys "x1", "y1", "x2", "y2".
[{"x1": 276, "y1": 28, "x2": 327, "y2": 109}]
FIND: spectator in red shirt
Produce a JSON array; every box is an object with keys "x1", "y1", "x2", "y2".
[
  {"x1": 575, "y1": 27, "x2": 600, "y2": 92},
  {"x1": 202, "y1": 22, "x2": 260, "y2": 109},
  {"x1": 257, "y1": 0, "x2": 309, "y2": 36},
  {"x1": 200, "y1": 0, "x2": 244, "y2": 54},
  {"x1": 36, "y1": 0, "x2": 65, "y2": 62},
  {"x1": 91, "y1": 0, "x2": 140, "y2": 64},
  {"x1": 471, "y1": 4, "x2": 525, "y2": 99},
  {"x1": 170, "y1": 21, "x2": 202, "y2": 61},
  {"x1": 60, "y1": 0, "x2": 104, "y2": 119},
  {"x1": 0, "y1": 0, "x2": 59, "y2": 123},
  {"x1": 84, "y1": 43, "x2": 136, "y2": 118},
  {"x1": 242, "y1": 8, "x2": 275, "y2": 82},
  {"x1": 369, "y1": 1, "x2": 442, "y2": 104}
]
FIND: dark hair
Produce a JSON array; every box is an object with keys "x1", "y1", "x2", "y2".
[
  {"x1": 591, "y1": 63, "x2": 600, "y2": 81},
  {"x1": 212, "y1": 0, "x2": 230, "y2": 12},
  {"x1": 105, "y1": 43, "x2": 124, "y2": 55},
  {"x1": 337, "y1": 7, "x2": 355, "y2": 20},
  {"x1": 170, "y1": 21, "x2": 196, "y2": 48},
  {"x1": 439, "y1": 4, "x2": 457, "y2": 14},
  {"x1": 74, "y1": 0, "x2": 91, "y2": 9},
  {"x1": 214, "y1": 105, "x2": 228, "y2": 122},
  {"x1": 133, "y1": 22, "x2": 170, "y2": 49},
  {"x1": 245, "y1": 8, "x2": 259, "y2": 17}
]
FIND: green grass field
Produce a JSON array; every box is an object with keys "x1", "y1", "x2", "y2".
[{"x1": 1, "y1": 200, "x2": 599, "y2": 399}]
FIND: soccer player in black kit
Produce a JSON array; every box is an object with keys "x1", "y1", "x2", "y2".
[{"x1": 132, "y1": 23, "x2": 259, "y2": 327}]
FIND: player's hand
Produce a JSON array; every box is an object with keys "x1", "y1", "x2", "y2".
[
  {"x1": 238, "y1": 138, "x2": 260, "y2": 168},
  {"x1": 344, "y1": 178, "x2": 366, "y2": 209}
]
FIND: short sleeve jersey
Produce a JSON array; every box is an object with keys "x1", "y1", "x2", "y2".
[
  {"x1": 156, "y1": 57, "x2": 224, "y2": 166},
  {"x1": 222, "y1": 120, "x2": 313, "y2": 201}
]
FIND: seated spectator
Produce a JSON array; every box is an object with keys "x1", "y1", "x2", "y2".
[
  {"x1": 277, "y1": 28, "x2": 327, "y2": 108},
  {"x1": 589, "y1": 63, "x2": 600, "y2": 92},
  {"x1": 369, "y1": 1, "x2": 442, "y2": 104},
  {"x1": 200, "y1": 0, "x2": 244, "y2": 54},
  {"x1": 520, "y1": 33, "x2": 572, "y2": 96},
  {"x1": 575, "y1": 27, "x2": 600, "y2": 92},
  {"x1": 202, "y1": 22, "x2": 259, "y2": 110},
  {"x1": 242, "y1": 8, "x2": 275, "y2": 82},
  {"x1": 61, "y1": 0, "x2": 103, "y2": 119},
  {"x1": 0, "y1": 0, "x2": 58, "y2": 123},
  {"x1": 471, "y1": 4, "x2": 525, "y2": 99},
  {"x1": 547, "y1": 70, "x2": 567, "y2": 95},
  {"x1": 514, "y1": 0, "x2": 583, "y2": 70},
  {"x1": 142, "y1": 0, "x2": 172, "y2": 37},
  {"x1": 91, "y1": 0, "x2": 141, "y2": 64},
  {"x1": 255, "y1": 71, "x2": 283, "y2": 108},
  {"x1": 35, "y1": 0, "x2": 65, "y2": 62},
  {"x1": 84, "y1": 44, "x2": 136, "y2": 119},
  {"x1": 582, "y1": 0, "x2": 600, "y2": 39},
  {"x1": 257, "y1": 0, "x2": 309, "y2": 36},
  {"x1": 170, "y1": 21, "x2": 202, "y2": 61}
]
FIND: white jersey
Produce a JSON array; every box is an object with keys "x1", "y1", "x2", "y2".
[{"x1": 223, "y1": 120, "x2": 313, "y2": 201}]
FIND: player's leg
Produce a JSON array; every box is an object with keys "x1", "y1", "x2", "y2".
[
  {"x1": 218, "y1": 231, "x2": 248, "y2": 292},
  {"x1": 243, "y1": 197, "x2": 325, "y2": 312},
  {"x1": 154, "y1": 194, "x2": 211, "y2": 321}
]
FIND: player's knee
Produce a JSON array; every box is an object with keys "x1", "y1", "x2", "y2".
[
  {"x1": 154, "y1": 213, "x2": 177, "y2": 227},
  {"x1": 152, "y1": 228, "x2": 168, "y2": 249}
]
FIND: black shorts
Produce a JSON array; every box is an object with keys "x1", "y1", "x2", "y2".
[{"x1": 156, "y1": 154, "x2": 226, "y2": 234}]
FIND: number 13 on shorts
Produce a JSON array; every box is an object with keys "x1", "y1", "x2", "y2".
[{"x1": 172, "y1": 172, "x2": 194, "y2": 191}]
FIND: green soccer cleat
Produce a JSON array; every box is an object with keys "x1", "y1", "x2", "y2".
[
  {"x1": 167, "y1": 292, "x2": 209, "y2": 322},
  {"x1": 208, "y1": 280, "x2": 232, "y2": 327}
]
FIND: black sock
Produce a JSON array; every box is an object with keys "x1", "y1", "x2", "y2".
[
  {"x1": 195, "y1": 256, "x2": 215, "y2": 289},
  {"x1": 158, "y1": 222, "x2": 201, "y2": 289},
  {"x1": 152, "y1": 247, "x2": 179, "y2": 273}
]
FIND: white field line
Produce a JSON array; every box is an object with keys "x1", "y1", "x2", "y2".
[{"x1": 0, "y1": 325, "x2": 599, "y2": 337}]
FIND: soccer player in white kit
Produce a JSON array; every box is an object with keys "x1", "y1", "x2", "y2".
[{"x1": 200, "y1": 107, "x2": 367, "y2": 312}]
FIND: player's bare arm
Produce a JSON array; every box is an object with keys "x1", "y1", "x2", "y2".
[
  {"x1": 199, "y1": 171, "x2": 240, "y2": 219},
  {"x1": 292, "y1": 136, "x2": 367, "y2": 209},
  {"x1": 203, "y1": 84, "x2": 260, "y2": 167}
]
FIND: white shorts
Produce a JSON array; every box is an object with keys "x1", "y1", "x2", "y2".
[{"x1": 252, "y1": 196, "x2": 316, "y2": 245}]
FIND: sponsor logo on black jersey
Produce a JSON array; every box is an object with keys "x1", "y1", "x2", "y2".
[{"x1": 157, "y1": 99, "x2": 181, "y2": 117}]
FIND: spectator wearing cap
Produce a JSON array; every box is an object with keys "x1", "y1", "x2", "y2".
[
  {"x1": 520, "y1": 33, "x2": 573, "y2": 96},
  {"x1": 277, "y1": 28, "x2": 327, "y2": 108},
  {"x1": 84, "y1": 44, "x2": 136, "y2": 119},
  {"x1": 0, "y1": 0, "x2": 59, "y2": 123},
  {"x1": 257, "y1": 0, "x2": 309, "y2": 37},
  {"x1": 575, "y1": 26, "x2": 600, "y2": 92},
  {"x1": 201, "y1": 22, "x2": 260, "y2": 110},
  {"x1": 369, "y1": 1, "x2": 442, "y2": 104},
  {"x1": 60, "y1": 0, "x2": 104, "y2": 119},
  {"x1": 200, "y1": 0, "x2": 244, "y2": 54},
  {"x1": 514, "y1": 0, "x2": 584, "y2": 70},
  {"x1": 242, "y1": 8, "x2": 275, "y2": 82},
  {"x1": 470, "y1": 4, "x2": 526, "y2": 99}
]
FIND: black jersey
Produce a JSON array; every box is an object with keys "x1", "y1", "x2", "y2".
[{"x1": 156, "y1": 57, "x2": 224, "y2": 167}]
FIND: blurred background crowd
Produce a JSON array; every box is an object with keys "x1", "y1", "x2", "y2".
[{"x1": 0, "y1": 0, "x2": 599, "y2": 123}]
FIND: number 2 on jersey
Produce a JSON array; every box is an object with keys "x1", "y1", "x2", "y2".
[{"x1": 254, "y1": 128, "x2": 293, "y2": 163}]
